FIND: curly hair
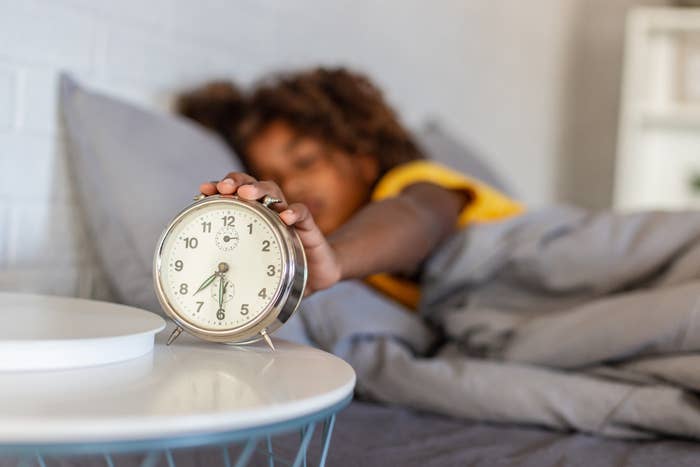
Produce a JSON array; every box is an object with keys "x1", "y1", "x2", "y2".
[{"x1": 176, "y1": 67, "x2": 424, "y2": 180}]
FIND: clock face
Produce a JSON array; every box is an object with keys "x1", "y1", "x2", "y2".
[{"x1": 158, "y1": 201, "x2": 284, "y2": 332}]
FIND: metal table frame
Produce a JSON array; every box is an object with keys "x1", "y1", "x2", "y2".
[{"x1": 1, "y1": 394, "x2": 352, "y2": 467}]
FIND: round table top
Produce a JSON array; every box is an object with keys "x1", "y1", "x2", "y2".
[{"x1": 0, "y1": 317, "x2": 356, "y2": 444}]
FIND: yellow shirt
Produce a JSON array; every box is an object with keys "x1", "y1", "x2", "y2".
[{"x1": 364, "y1": 160, "x2": 524, "y2": 310}]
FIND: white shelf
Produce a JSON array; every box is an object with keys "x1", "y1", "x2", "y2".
[
  {"x1": 615, "y1": 7, "x2": 700, "y2": 211},
  {"x1": 642, "y1": 7, "x2": 700, "y2": 32},
  {"x1": 638, "y1": 105, "x2": 700, "y2": 128}
]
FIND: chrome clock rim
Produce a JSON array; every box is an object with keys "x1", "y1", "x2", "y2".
[{"x1": 153, "y1": 195, "x2": 307, "y2": 345}]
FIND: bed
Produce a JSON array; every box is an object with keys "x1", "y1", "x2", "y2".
[
  {"x1": 34, "y1": 400, "x2": 700, "y2": 466},
  {"x1": 4, "y1": 74, "x2": 698, "y2": 466}
]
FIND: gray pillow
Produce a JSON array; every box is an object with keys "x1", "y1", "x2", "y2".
[
  {"x1": 60, "y1": 74, "x2": 242, "y2": 313},
  {"x1": 60, "y1": 74, "x2": 511, "y2": 319},
  {"x1": 415, "y1": 122, "x2": 514, "y2": 196}
]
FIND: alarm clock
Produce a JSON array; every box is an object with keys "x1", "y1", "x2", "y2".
[{"x1": 153, "y1": 194, "x2": 307, "y2": 350}]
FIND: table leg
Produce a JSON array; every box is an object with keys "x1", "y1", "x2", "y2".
[
  {"x1": 266, "y1": 435, "x2": 274, "y2": 467},
  {"x1": 165, "y1": 449, "x2": 176, "y2": 467},
  {"x1": 233, "y1": 438, "x2": 258, "y2": 467},
  {"x1": 292, "y1": 423, "x2": 315, "y2": 467},
  {"x1": 140, "y1": 451, "x2": 160, "y2": 467},
  {"x1": 318, "y1": 414, "x2": 336, "y2": 467},
  {"x1": 221, "y1": 445, "x2": 231, "y2": 467}
]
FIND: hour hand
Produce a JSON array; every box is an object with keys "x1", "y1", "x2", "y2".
[{"x1": 193, "y1": 272, "x2": 217, "y2": 296}]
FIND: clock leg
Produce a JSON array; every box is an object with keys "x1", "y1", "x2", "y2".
[
  {"x1": 260, "y1": 328, "x2": 276, "y2": 351},
  {"x1": 167, "y1": 326, "x2": 183, "y2": 345}
]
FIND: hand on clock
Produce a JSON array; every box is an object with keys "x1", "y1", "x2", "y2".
[{"x1": 200, "y1": 174, "x2": 341, "y2": 296}]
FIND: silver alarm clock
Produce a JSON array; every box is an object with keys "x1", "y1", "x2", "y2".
[{"x1": 153, "y1": 194, "x2": 307, "y2": 350}]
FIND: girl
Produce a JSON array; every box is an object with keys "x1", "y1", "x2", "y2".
[{"x1": 178, "y1": 68, "x2": 523, "y2": 309}]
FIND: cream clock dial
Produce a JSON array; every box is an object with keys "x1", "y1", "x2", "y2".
[
  {"x1": 160, "y1": 204, "x2": 282, "y2": 330},
  {"x1": 154, "y1": 195, "x2": 307, "y2": 350}
]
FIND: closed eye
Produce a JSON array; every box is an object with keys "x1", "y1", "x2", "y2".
[{"x1": 294, "y1": 154, "x2": 319, "y2": 170}]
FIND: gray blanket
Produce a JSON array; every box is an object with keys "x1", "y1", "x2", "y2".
[{"x1": 283, "y1": 206, "x2": 700, "y2": 440}]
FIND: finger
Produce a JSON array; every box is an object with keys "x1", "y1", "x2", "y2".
[
  {"x1": 216, "y1": 178, "x2": 236, "y2": 194},
  {"x1": 223, "y1": 171, "x2": 257, "y2": 185},
  {"x1": 199, "y1": 182, "x2": 218, "y2": 195},
  {"x1": 279, "y1": 202, "x2": 309, "y2": 227},
  {"x1": 237, "y1": 181, "x2": 289, "y2": 211},
  {"x1": 279, "y1": 203, "x2": 326, "y2": 247},
  {"x1": 216, "y1": 172, "x2": 257, "y2": 194}
]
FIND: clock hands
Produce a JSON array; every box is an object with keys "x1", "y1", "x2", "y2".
[
  {"x1": 216, "y1": 263, "x2": 230, "y2": 320},
  {"x1": 218, "y1": 272, "x2": 224, "y2": 310},
  {"x1": 194, "y1": 262, "x2": 229, "y2": 296},
  {"x1": 172, "y1": 257, "x2": 275, "y2": 351},
  {"x1": 193, "y1": 272, "x2": 217, "y2": 296}
]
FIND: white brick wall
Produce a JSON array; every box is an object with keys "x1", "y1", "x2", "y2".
[
  {"x1": 0, "y1": 0, "x2": 664, "y2": 298},
  {"x1": 0, "y1": 2, "x2": 96, "y2": 71},
  {"x1": 0, "y1": 0, "x2": 278, "y2": 298},
  {"x1": 0, "y1": 204, "x2": 6, "y2": 269},
  {"x1": 19, "y1": 66, "x2": 62, "y2": 135},
  {"x1": 0, "y1": 66, "x2": 17, "y2": 131}
]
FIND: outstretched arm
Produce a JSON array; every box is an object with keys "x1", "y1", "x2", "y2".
[
  {"x1": 327, "y1": 182, "x2": 468, "y2": 279},
  {"x1": 200, "y1": 175, "x2": 468, "y2": 295}
]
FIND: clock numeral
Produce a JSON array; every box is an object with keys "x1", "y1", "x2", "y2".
[
  {"x1": 267, "y1": 265, "x2": 275, "y2": 276},
  {"x1": 241, "y1": 304, "x2": 249, "y2": 315},
  {"x1": 179, "y1": 283, "x2": 188, "y2": 295},
  {"x1": 258, "y1": 288, "x2": 267, "y2": 300},
  {"x1": 174, "y1": 260, "x2": 184, "y2": 271},
  {"x1": 196, "y1": 301, "x2": 204, "y2": 313},
  {"x1": 261, "y1": 240, "x2": 270, "y2": 252},
  {"x1": 216, "y1": 309, "x2": 225, "y2": 320},
  {"x1": 201, "y1": 221, "x2": 211, "y2": 233},
  {"x1": 183, "y1": 237, "x2": 198, "y2": 249},
  {"x1": 221, "y1": 215, "x2": 235, "y2": 226},
  {"x1": 247, "y1": 223, "x2": 253, "y2": 234}
]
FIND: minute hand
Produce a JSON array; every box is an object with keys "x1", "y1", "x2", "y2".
[
  {"x1": 193, "y1": 272, "x2": 217, "y2": 296},
  {"x1": 218, "y1": 274, "x2": 225, "y2": 309}
]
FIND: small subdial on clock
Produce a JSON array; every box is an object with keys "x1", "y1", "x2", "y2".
[
  {"x1": 211, "y1": 276, "x2": 235, "y2": 303},
  {"x1": 215, "y1": 226, "x2": 239, "y2": 251}
]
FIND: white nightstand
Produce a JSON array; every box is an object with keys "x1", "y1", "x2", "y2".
[
  {"x1": 0, "y1": 305, "x2": 356, "y2": 467},
  {"x1": 615, "y1": 7, "x2": 700, "y2": 210}
]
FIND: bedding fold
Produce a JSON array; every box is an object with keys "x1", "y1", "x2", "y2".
[{"x1": 297, "y1": 206, "x2": 700, "y2": 439}]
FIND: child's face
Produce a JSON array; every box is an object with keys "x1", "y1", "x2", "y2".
[{"x1": 244, "y1": 121, "x2": 378, "y2": 235}]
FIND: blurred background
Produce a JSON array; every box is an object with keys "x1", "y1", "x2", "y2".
[{"x1": 1, "y1": 0, "x2": 700, "y2": 295}]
